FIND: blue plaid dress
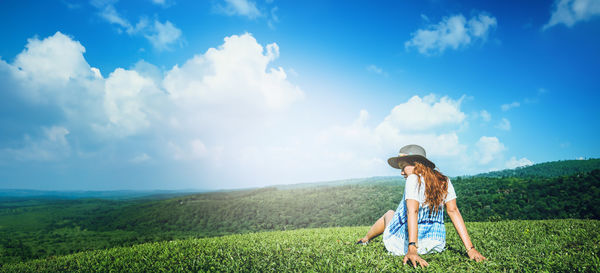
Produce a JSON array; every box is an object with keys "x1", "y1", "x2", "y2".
[{"x1": 382, "y1": 174, "x2": 456, "y2": 255}]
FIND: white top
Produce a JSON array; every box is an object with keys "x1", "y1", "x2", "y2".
[{"x1": 404, "y1": 174, "x2": 456, "y2": 205}]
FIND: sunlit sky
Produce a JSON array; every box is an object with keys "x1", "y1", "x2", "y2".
[{"x1": 1, "y1": 0, "x2": 599, "y2": 190}]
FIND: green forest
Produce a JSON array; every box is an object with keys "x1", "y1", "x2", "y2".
[
  {"x1": 473, "y1": 158, "x2": 600, "y2": 178},
  {"x1": 1, "y1": 159, "x2": 599, "y2": 267}
]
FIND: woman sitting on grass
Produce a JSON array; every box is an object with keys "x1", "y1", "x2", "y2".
[{"x1": 356, "y1": 144, "x2": 486, "y2": 268}]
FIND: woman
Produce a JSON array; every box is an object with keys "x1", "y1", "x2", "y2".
[{"x1": 356, "y1": 144, "x2": 486, "y2": 268}]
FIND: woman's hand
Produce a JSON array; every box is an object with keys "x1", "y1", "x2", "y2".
[
  {"x1": 403, "y1": 248, "x2": 429, "y2": 268},
  {"x1": 467, "y1": 248, "x2": 487, "y2": 262}
]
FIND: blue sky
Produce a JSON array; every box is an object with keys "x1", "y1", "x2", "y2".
[{"x1": 1, "y1": 0, "x2": 599, "y2": 190}]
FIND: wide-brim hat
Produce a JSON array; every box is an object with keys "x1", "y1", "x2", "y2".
[{"x1": 387, "y1": 144, "x2": 436, "y2": 169}]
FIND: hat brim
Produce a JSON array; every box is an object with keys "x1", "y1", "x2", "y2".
[{"x1": 387, "y1": 155, "x2": 436, "y2": 169}]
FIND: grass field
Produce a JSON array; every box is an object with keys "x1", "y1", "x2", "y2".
[{"x1": 2, "y1": 219, "x2": 599, "y2": 272}]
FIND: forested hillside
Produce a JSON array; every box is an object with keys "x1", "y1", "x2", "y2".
[
  {"x1": 85, "y1": 169, "x2": 600, "y2": 237},
  {"x1": 473, "y1": 158, "x2": 600, "y2": 178},
  {"x1": 456, "y1": 169, "x2": 600, "y2": 221}
]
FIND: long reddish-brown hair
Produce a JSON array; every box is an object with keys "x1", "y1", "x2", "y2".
[{"x1": 412, "y1": 161, "x2": 448, "y2": 215}]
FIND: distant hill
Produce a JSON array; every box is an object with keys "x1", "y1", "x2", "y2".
[
  {"x1": 472, "y1": 158, "x2": 600, "y2": 178},
  {"x1": 275, "y1": 176, "x2": 404, "y2": 189},
  {"x1": 0, "y1": 189, "x2": 206, "y2": 200}
]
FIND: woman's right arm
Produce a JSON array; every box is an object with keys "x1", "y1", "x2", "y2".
[{"x1": 446, "y1": 199, "x2": 487, "y2": 262}]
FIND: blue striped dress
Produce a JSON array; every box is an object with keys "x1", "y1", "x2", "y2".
[{"x1": 382, "y1": 174, "x2": 456, "y2": 255}]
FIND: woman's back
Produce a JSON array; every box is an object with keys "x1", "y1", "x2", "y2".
[{"x1": 404, "y1": 174, "x2": 456, "y2": 208}]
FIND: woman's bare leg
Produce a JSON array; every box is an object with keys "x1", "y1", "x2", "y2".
[{"x1": 358, "y1": 210, "x2": 395, "y2": 242}]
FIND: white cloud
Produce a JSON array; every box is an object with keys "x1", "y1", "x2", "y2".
[
  {"x1": 62, "y1": 1, "x2": 82, "y2": 9},
  {"x1": 150, "y1": 0, "x2": 167, "y2": 6},
  {"x1": 99, "y1": 68, "x2": 159, "y2": 137},
  {"x1": 316, "y1": 110, "x2": 376, "y2": 152},
  {"x1": 522, "y1": 87, "x2": 547, "y2": 104},
  {"x1": 7, "y1": 32, "x2": 105, "y2": 124},
  {"x1": 496, "y1": 118, "x2": 511, "y2": 131},
  {"x1": 3, "y1": 32, "x2": 155, "y2": 138},
  {"x1": 377, "y1": 131, "x2": 466, "y2": 158},
  {"x1": 375, "y1": 94, "x2": 466, "y2": 133},
  {"x1": 12, "y1": 32, "x2": 96, "y2": 90},
  {"x1": 366, "y1": 64, "x2": 383, "y2": 74},
  {"x1": 1, "y1": 31, "x2": 308, "y2": 187},
  {"x1": 163, "y1": 33, "x2": 303, "y2": 111},
  {"x1": 4, "y1": 126, "x2": 71, "y2": 161},
  {"x1": 145, "y1": 20, "x2": 182, "y2": 51},
  {"x1": 130, "y1": 153, "x2": 151, "y2": 163},
  {"x1": 505, "y1": 156, "x2": 533, "y2": 169},
  {"x1": 501, "y1": 101, "x2": 520, "y2": 111},
  {"x1": 480, "y1": 110, "x2": 491, "y2": 122},
  {"x1": 3, "y1": 31, "x2": 303, "y2": 145},
  {"x1": 405, "y1": 12, "x2": 497, "y2": 55},
  {"x1": 305, "y1": 94, "x2": 508, "y2": 180},
  {"x1": 168, "y1": 139, "x2": 209, "y2": 160},
  {"x1": 94, "y1": 3, "x2": 182, "y2": 51},
  {"x1": 366, "y1": 64, "x2": 387, "y2": 76},
  {"x1": 543, "y1": 0, "x2": 600, "y2": 30},
  {"x1": 317, "y1": 95, "x2": 468, "y2": 169},
  {"x1": 191, "y1": 139, "x2": 208, "y2": 158},
  {"x1": 98, "y1": 4, "x2": 132, "y2": 32},
  {"x1": 538, "y1": 88, "x2": 548, "y2": 95},
  {"x1": 371, "y1": 94, "x2": 470, "y2": 164},
  {"x1": 95, "y1": 3, "x2": 148, "y2": 35},
  {"x1": 475, "y1": 136, "x2": 505, "y2": 165},
  {"x1": 268, "y1": 6, "x2": 279, "y2": 30},
  {"x1": 217, "y1": 0, "x2": 262, "y2": 19}
]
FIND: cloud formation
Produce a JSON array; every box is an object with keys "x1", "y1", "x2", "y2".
[
  {"x1": 12, "y1": 32, "x2": 95, "y2": 90},
  {"x1": 150, "y1": 0, "x2": 168, "y2": 6},
  {"x1": 0, "y1": 31, "x2": 306, "y2": 188},
  {"x1": 475, "y1": 136, "x2": 505, "y2": 165},
  {"x1": 480, "y1": 110, "x2": 491, "y2": 122},
  {"x1": 216, "y1": 0, "x2": 262, "y2": 19},
  {"x1": 310, "y1": 94, "x2": 513, "y2": 178},
  {"x1": 496, "y1": 118, "x2": 511, "y2": 131},
  {"x1": 543, "y1": 0, "x2": 600, "y2": 30},
  {"x1": 308, "y1": 96, "x2": 469, "y2": 180},
  {"x1": 376, "y1": 94, "x2": 466, "y2": 133},
  {"x1": 501, "y1": 101, "x2": 520, "y2": 111},
  {"x1": 163, "y1": 34, "x2": 303, "y2": 111},
  {"x1": 506, "y1": 156, "x2": 533, "y2": 169},
  {"x1": 93, "y1": 1, "x2": 182, "y2": 51},
  {"x1": 1, "y1": 31, "x2": 522, "y2": 189},
  {"x1": 405, "y1": 12, "x2": 497, "y2": 55},
  {"x1": 145, "y1": 20, "x2": 182, "y2": 51},
  {"x1": 3, "y1": 126, "x2": 71, "y2": 161},
  {"x1": 100, "y1": 68, "x2": 159, "y2": 137},
  {"x1": 366, "y1": 64, "x2": 388, "y2": 76}
]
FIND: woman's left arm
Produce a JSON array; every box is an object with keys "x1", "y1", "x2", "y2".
[
  {"x1": 403, "y1": 199, "x2": 429, "y2": 268},
  {"x1": 446, "y1": 199, "x2": 487, "y2": 262}
]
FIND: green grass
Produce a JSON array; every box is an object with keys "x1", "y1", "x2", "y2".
[{"x1": 2, "y1": 219, "x2": 599, "y2": 273}]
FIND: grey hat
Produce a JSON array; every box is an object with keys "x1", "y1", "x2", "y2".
[{"x1": 387, "y1": 144, "x2": 436, "y2": 169}]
